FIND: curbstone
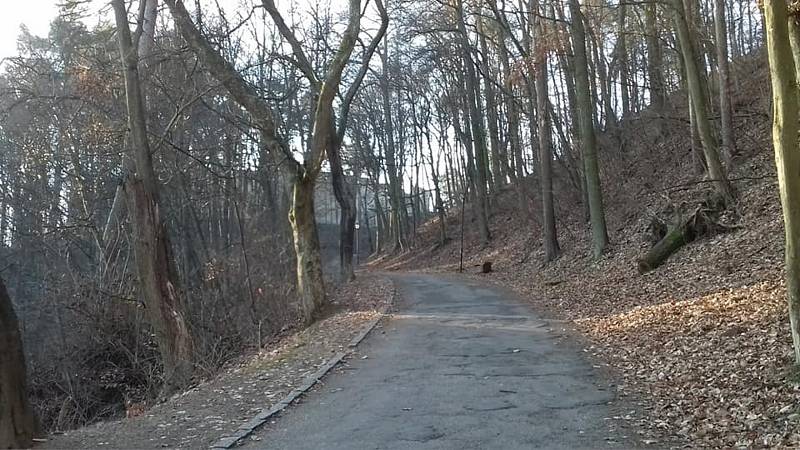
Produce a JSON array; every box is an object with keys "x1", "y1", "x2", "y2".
[{"x1": 209, "y1": 304, "x2": 392, "y2": 448}]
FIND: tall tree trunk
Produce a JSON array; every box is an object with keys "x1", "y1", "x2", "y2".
[
  {"x1": 372, "y1": 189, "x2": 387, "y2": 254},
  {"x1": 381, "y1": 40, "x2": 406, "y2": 252},
  {"x1": 618, "y1": 0, "x2": 630, "y2": 118},
  {"x1": 570, "y1": 0, "x2": 609, "y2": 258},
  {"x1": 167, "y1": 0, "x2": 366, "y2": 323},
  {"x1": 499, "y1": 39, "x2": 524, "y2": 183},
  {"x1": 763, "y1": 0, "x2": 800, "y2": 363},
  {"x1": 645, "y1": 2, "x2": 665, "y2": 110},
  {"x1": 672, "y1": 0, "x2": 734, "y2": 202},
  {"x1": 714, "y1": 0, "x2": 735, "y2": 167},
  {"x1": 478, "y1": 20, "x2": 504, "y2": 190},
  {"x1": 426, "y1": 122, "x2": 448, "y2": 245},
  {"x1": 113, "y1": 0, "x2": 194, "y2": 396},
  {"x1": 329, "y1": 141, "x2": 356, "y2": 282},
  {"x1": 0, "y1": 277, "x2": 37, "y2": 449},
  {"x1": 289, "y1": 175, "x2": 327, "y2": 322},
  {"x1": 456, "y1": 0, "x2": 491, "y2": 244},
  {"x1": 534, "y1": 11, "x2": 560, "y2": 262}
]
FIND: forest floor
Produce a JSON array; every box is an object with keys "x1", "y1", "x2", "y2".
[
  {"x1": 371, "y1": 57, "x2": 800, "y2": 447},
  {"x1": 36, "y1": 273, "x2": 395, "y2": 450}
]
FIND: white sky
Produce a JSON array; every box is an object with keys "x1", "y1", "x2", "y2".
[
  {"x1": 0, "y1": 0, "x2": 352, "y2": 63},
  {"x1": 0, "y1": 1, "x2": 60, "y2": 62}
]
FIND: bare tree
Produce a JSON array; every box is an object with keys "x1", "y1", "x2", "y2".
[
  {"x1": 112, "y1": 0, "x2": 195, "y2": 396},
  {"x1": 570, "y1": 0, "x2": 608, "y2": 258},
  {"x1": 166, "y1": 0, "x2": 368, "y2": 322},
  {"x1": 763, "y1": 0, "x2": 800, "y2": 363},
  {"x1": 671, "y1": 0, "x2": 733, "y2": 202},
  {"x1": 714, "y1": 0, "x2": 735, "y2": 167}
]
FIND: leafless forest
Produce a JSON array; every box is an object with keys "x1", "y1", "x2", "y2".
[{"x1": 3, "y1": 0, "x2": 800, "y2": 447}]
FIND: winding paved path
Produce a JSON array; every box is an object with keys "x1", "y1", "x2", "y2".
[{"x1": 244, "y1": 273, "x2": 633, "y2": 449}]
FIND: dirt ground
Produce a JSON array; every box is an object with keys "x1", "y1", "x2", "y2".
[{"x1": 37, "y1": 273, "x2": 394, "y2": 449}]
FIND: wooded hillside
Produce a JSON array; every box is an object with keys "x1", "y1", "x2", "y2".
[{"x1": 1, "y1": 0, "x2": 798, "y2": 448}]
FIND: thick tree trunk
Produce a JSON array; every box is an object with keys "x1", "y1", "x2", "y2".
[
  {"x1": 638, "y1": 212, "x2": 706, "y2": 273},
  {"x1": 764, "y1": 0, "x2": 800, "y2": 363},
  {"x1": 289, "y1": 176, "x2": 326, "y2": 324},
  {"x1": 113, "y1": 0, "x2": 194, "y2": 396},
  {"x1": 0, "y1": 277, "x2": 37, "y2": 449},
  {"x1": 338, "y1": 199, "x2": 357, "y2": 281},
  {"x1": 126, "y1": 180, "x2": 194, "y2": 393},
  {"x1": 362, "y1": 188, "x2": 374, "y2": 255},
  {"x1": 372, "y1": 190, "x2": 387, "y2": 255},
  {"x1": 570, "y1": 0, "x2": 609, "y2": 258}
]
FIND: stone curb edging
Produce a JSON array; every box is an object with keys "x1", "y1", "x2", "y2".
[{"x1": 210, "y1": 304, "x2": 392, "y2": 449}]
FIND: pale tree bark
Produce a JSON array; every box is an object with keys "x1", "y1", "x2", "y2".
[
  {"x1": 763, "y1": 0, "x2": 800, "y2": 363},
  {"x1": 261, "y1": 0, "x2": 383, "y2": 282},
  {"x1": 165, "y1": 0, "x2": 364, "y2": 323},
  {"x1": 264, "y1": 0, "x2": 362, "y2": 306},
  {"x1": 714, "y1": 0, "x2": 735, "y2": 167},
  {"x1": 113, "y1": 0, "x2": 195, "y2": 396},
  {"x1": 569, "y1": 0, "x2": 608, "y2": 258},
  {"x1": 534, "y1": 7, "x2": 560, "y2": 262},
  {"x1": 0, "y1": 277, "x2": 37, "y2": 449},
  {"x1": 672, "y1": 0, "x2": 734, "y2": 202}
]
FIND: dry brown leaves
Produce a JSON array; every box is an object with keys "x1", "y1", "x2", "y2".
[
  {"x1": 580, "y1": 280, "x2": 800, "y2": 448},
  {"x1": 373, "y1": 62, "x2": 800, "y2": 447}
]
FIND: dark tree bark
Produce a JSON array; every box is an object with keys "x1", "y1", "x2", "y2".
[
  {"x1": 380, "y1": 39, "x2": 407, "y2": 252},
  {"x1": 455, "y1": 0, "x2": 491, "y2": 244},
  {"x1": 534, "y1": 8, "x2": 560, "y2": 262},
  {"x1": 113, "y1": 0, "x2": 195, "y2": 396},
  {"x1": 0, "y1": 277, "x2": 37, "y2": 449},
  {"x1": 327, "y1": 0, "x2": 388, "y2": 281},
  {"x1": 714, "y1": 0, "x2": 735, "y2": 167},
  {"x1": 645, "y1": 3, "x2": 665, "y2": 110}
]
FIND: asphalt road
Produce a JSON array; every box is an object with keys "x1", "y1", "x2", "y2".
[{"x1": 244, "y1": 273, "x2": 632, "y2": 449}]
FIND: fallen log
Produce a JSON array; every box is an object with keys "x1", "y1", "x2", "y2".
[{"x1": 637, "y1": 205, "x2": 729, "y2": 273}]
